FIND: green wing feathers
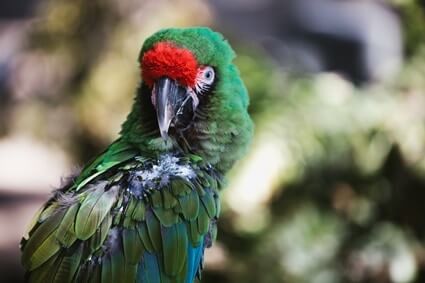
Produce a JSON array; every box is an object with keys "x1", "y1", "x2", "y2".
[{"x1": 21, "y1": 153, "x2": 221, "y2": 283}]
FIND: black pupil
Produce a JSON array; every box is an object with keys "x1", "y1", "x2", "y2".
[{"x1": 205, "y1": 71, "x2": 211, "y2": 79}]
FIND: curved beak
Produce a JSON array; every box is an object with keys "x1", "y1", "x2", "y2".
[{"x1": 154, "y1": 77, "x2": 185, "y2": 140}]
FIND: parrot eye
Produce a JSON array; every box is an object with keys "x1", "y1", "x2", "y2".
[
  {"x1": 202, "y1": 66, "x2": 215, "y2": 84},
  {"x1": 195, "y1": 66, "x2": 215, "y2": 94}
]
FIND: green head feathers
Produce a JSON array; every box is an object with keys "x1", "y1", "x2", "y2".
[
  {"x1": 139, "y1": 27, "x2": 236, "y2": 73},
  {"x1": 121, "y1": 27, "x2": 253, "y2": 172}
]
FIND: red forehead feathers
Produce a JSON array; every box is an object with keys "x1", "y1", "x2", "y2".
[{"x1": 141, "y1": 42, "x2": 198, "y2": 88}]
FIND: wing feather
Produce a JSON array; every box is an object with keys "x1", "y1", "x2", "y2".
[
  {"x1": 75, "y1": 184, "x2": 118, "y2": 240},
  {"x1": 22, "y1": 149, "x2": 220, "y2": 283}
]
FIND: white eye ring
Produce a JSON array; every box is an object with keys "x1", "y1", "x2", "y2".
[
  {"x1": 195, "y1": 66, "x2": 215, "y2": 94},
  {"x1": 201, "y1": 66, "x2": 215, "y2": 85}
]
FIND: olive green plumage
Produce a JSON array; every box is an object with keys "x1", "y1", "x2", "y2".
[{"x1": 21, "y1": 27, "x2": 253, "y2": 283}]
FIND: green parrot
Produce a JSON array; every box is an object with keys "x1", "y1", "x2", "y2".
[{"x1": 20, "y1": 27, "x2": 253, "y2": 283}]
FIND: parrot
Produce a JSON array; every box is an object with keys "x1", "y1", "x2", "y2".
[{"x1": 20, "y1": 27, "x2": 253, "y2": 283}]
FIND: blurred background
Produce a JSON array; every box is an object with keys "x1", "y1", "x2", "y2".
[{"x1": 1, "y1": 0, "x2": 425, "y2": 282}]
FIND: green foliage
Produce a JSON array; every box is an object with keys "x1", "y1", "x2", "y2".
[{"x1": 390, "y1": 0, "x2": 425, "y2": 55}]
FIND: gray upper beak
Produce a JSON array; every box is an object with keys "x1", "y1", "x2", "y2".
[{"x1": 154, "y1": 77, "x2": 181, "y2": 140}]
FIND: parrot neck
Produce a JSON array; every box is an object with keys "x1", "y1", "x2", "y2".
[{"x1": 120, "y1": 83, "x2": 252, "y2": 174}]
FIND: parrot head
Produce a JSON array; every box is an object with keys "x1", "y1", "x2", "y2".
[
  {"x1": 141, "y1": 40, "x2": 216, "y2": 140},
  {"x1": 121, "y1": 27, "x2": 253, "y2": 172}
]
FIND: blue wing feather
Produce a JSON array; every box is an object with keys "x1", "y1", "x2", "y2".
[
  {"x1": 185, "y1": 240, "x2": 204, "y2": 283},
  {"x1": 138, "y1": 252, "x2": 162, "y2": 283},
  {"x1": 137, "y1": 238, "x2": 204, "y2": 283}
]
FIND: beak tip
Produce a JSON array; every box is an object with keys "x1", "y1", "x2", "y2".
[{"x1": 160, "y1": 130, "x2": 169, "y2": 140}]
